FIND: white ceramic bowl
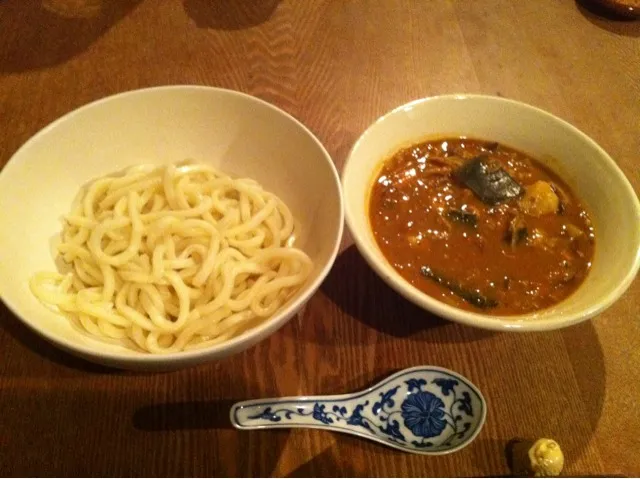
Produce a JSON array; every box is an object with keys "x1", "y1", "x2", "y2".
[
  {"x1": 0, "y1": 86, "x2": 344, "y2": 370},
  {"x1": 343, "y1": 94, "x2": 640, "y2": 332}
]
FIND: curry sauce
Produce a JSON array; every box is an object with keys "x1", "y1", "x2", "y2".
[{"x1": 368, "y1": 138, "x2": 595, "y2": 315}]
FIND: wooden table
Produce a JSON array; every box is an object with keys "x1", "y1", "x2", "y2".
[{"x1": 1, "y1": 0, "x2": 639, "y2": 476}]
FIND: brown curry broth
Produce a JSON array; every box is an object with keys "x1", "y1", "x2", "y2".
[{"x1": 368, "y1": 138, "x2": 595, "y2": 315}]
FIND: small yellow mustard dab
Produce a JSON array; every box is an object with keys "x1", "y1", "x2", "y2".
[{"x1": 509, "y1": 438, "x2": 565, "y2": 477}]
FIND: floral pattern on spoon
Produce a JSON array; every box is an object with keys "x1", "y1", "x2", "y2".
[{"x1": 230, "y1": 366, "x2": 486, "y2": 455}]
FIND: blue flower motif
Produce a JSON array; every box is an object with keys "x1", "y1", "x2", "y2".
[
  {"x1": 312, "y1": 403, "x2": 334, "y2": 425},
  {"x1": 401, "y1": 391, "x2": 447, "y2": 438},
  {"x1": 346, "y1": 403, "x2": 371, "y2": 430},
  {"x1": 458, "y1": 391, "x2": 473, "y2": 416},
  {"x1": 379, "y1": 419, "x2": 406, "y2": 442},
  {"x1": 405, "y1": 378, "x2": 427, "y2": 392},
  {"x1": 432, "y1": 378, "x2": 458, "y2": 396},
  {"x1": 457, "y1": 422, "x2": 472, "y2": 439}
]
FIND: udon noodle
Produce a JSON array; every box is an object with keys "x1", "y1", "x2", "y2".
[{"x1": 30, "y1": 161, "x2": 313, "y2": 354}]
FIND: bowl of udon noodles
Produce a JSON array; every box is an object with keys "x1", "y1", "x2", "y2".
[
  {"x1": 0, "y1": 86, "x2": 344, "y2": 370},
  {"x1": 343, "y1": 94, "x2": 640, "y2": 331}
]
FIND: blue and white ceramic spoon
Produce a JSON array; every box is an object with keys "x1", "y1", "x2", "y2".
[{"x1": 230, "y1": 366, "x2": 486, "y2": 455}]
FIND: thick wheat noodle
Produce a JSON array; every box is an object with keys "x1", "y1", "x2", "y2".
[
  {"x1": 29, "y1": 161, "x2": 313, "y2": 354},
  {"x1": 99, "y1": 177, "x2": 163, "y2": 210}
]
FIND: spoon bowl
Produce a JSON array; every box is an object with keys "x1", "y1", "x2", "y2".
[{"x1": 230, "y1": 366, "x2": 486, "y2": 455}]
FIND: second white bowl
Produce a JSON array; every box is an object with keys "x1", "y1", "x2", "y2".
[{"x1": 342, "y1": 94, "x2": 640, "y2": 332}]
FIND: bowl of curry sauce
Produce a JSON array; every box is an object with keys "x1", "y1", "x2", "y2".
[{"x1": 343, "y1": 95, "x2": 640, "y2": 331}]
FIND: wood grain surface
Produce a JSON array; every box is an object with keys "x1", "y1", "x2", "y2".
[{"x1": 1, "y1": 0, "x2": 639, "y2": 476}]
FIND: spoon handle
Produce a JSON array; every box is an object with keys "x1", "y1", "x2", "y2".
[
  {"x1": 230, "y1": 392, "x2": 413, "y2": 453},
  {"x1": 230, "y1": 395, "x2": 346, "y2": 430}
]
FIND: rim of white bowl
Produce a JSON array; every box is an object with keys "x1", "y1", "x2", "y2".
[
  {"x1": 0, "y1": 85, "x2": 345, "y2": 363},
  {"x1": 343, "y1": 93, "x2": 640, "y2": 332}
]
